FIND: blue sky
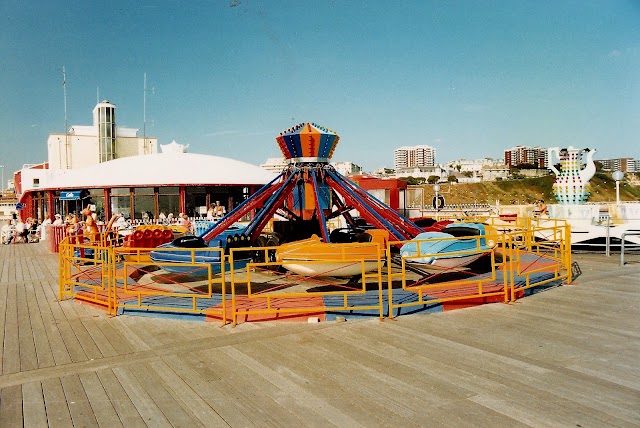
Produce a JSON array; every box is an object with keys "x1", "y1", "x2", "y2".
[{"x1": 1, "y1": 0, "x2": 638, "y2": 178}]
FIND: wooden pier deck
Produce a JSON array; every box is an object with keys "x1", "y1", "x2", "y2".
[{"x1": 1, "y1": 242, "x2": 639, "y2": 427}]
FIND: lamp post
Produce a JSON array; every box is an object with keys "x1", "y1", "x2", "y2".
[
  {"x1": 0, "y1": 164, "x2": 4, "y2": 198},
  {"x1": 612, "y1": 171, "x2": 624, "y2": 205}
]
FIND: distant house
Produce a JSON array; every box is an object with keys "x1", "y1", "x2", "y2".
[
  {"x1": 482, "y1": 164, "x2": 510, "y2": 181},
  {"x1": 393, "y1": 165, "x2": 446, "y2": 182}
]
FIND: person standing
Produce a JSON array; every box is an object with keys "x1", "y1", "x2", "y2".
[
  {"x1": 214, "y1": 200, "x2": 226, "y2": 219},
  {"x1": 206, "y1": 204, "x2": 215, "y2": 221}
]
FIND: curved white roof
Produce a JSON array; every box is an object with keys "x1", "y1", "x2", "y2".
[{"x1": 46, "y1": 152, "x2": 278, "y2": 189}]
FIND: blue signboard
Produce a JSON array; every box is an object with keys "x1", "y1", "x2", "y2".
[
  {"x1": 60, "y1": 190, "x2": 82, "y2": 201},
  {"x1": 15, "y1": 202, "x2": 25, "y2": 210}
]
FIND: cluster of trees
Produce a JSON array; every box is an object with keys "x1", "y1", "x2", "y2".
[{"x1": 400, "y1": 175, "x2": 461, "y2": 185}]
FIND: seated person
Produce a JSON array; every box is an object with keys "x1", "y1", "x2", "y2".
[
  {"x1": 27, "y1": 218, "x2": 40, "y2": 242},
  {"x1": 178, "y1": 213, "x2": 193, "y2": 234},
  {"x1": 1, "y1": 219, "x2": 14, "y2": 244},
  {"x1": 536, "y1": 199, "x2": 548, "y2": 216},
  {"x1": 114, "y1": 213, "x2": 129, "y2": 230},
  {"x1": 52, "y1": 213, "x2": 64, "y2": 225},
  {"x1": 14, "y1": 219, "x2": 28, "y2": 243}
]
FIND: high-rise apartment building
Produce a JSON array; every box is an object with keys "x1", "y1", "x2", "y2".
[
  {"x1": 394, "y1": 145, "x2": 436, "y2": 169},
  {"x1": 504, "y1": 146, "x2": 547, "y2": 168},
  {"x1": 598, "y1": 157, "x2": 636, "y2": 172}
]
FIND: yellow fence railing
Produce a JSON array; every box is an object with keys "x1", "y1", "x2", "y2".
[
  {"x1": 113, "y1": 246, "x2": 229, "y2": 323},
  {"x1": 58, "y1": 219, "x2": 572, "y2": 325},
  {"x1": 228, "y1": 243, "x2": 385, "y2": 326}
]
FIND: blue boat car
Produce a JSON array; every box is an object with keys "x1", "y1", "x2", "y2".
[
  {"x1": 399, "y1": 223, "x2": 496, "y2": 268},
  {"x1": 149, "y1": 224, "x2": 251, "y2": 275}
]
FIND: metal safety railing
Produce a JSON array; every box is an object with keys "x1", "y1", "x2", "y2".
[
  {"x1": 112, "y1": 245, "x2": 230, "y2": 323},
  {"x1": 386, "y1": 241, "x2": 506, "y2": 318},
  {"x1": 59, "y1": 236, "x2": 115, "y2": 312},
  {"x1": 58, "y1": 219, "x2": 573, "y2": 325},
  {"x1": 228, "y1": 242, "x2": 385, "y2": 326},
  {"x1": 620, "y1": 232, "x2": 640, "y2": 266}
]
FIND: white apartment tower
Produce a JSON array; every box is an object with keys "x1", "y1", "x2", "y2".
[
  {"x1": 97, "y1": 101, "x2": 116, "y2": 162},
  {"x1": 394, "y1": 145, "x2": 436, "y2": 169},
  {"x1": 47, "y1": 100, "x2": 158, "y2": 170}
]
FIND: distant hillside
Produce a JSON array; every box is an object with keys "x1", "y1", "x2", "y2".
[{"x1": 411, "y1": 173, "x2": 640, "y2": 205}]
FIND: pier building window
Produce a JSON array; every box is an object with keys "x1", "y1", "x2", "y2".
[
  {"x1": 206, "y1": 186, "x2": 231, "y2": 217},
  {"x1": 111, "y1": 187, "x2": 132, "y2": 219},
  {"x1": 87, "y1": 189, "x2": 105, "y2": 221},
  {"x1": 134, "y1": 187, "x2": 156, "y2": 221},
  {"x1": 185, "y1": 186, "x2": 207, "y2": 217},
  {"x1": 29, "y1": 191, "x2": 47, "y2": 221},
  {"x1": 158, "y1": 186, "x2": 179, "y2": 219},
  {"x1": 52, "y1": 191, "x2": 63, "y2": 217}
]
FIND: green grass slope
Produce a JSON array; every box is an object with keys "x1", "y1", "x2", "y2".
[{"x1": 416, "y1": 174, "x2": 640, "y2": 206}]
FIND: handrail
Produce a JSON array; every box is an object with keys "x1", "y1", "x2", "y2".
[{"x1": 620, "y1": 231, "x2": 640, "y2": 266}]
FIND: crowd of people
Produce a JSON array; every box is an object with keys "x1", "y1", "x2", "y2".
[
  {"x1": 1, "y1": 202, "x2": 231, "y2": 245},
  {"x1": 1, "y1": 216, "x2": 41, "y2": 244}
]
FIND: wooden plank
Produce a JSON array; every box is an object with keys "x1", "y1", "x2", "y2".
[
  {"x1": 1, "y1": 283, "x2": 20, "y2": 374},
  {"x1": 0, "y1": 257, "x2": 10, "y2": 375},
  {"x1": 23, "y1": 255, "x2": 37, "y2": 282},
  {"x1": 57, "y1": 298, "x2": 104, "y2": 361},
  {"x1": 78, "y1": 372, "x2": 123, "y2": 428},
  {"x1": 185, "y1": 348, "x2": 310, "y2": 428},
  {"x1": 111, "y1": 366, "x2": 172, "y2": 427},
  {"x1": 243, "y1": 338, "x2": 418, "y2": 426},
  {"x1": 91, "y1": 320, "x2": 135, "y2": 357},
  {"x1": 360, "y1": 317, "x2": 639, "y2": 426},
  {"x1": 25, "y1": 280, "x2": 56, "y2": 369},
  {"x1": 283, "y1": 333, "x2": 459, "y2": 412},
  {"x1": 32, "y1": 277, "x2": 73, "y2": 366},
  {"x1": 422, "y1": 399, "x2": 530, "y2": 427},
  {"x1": 147, "y1": 358, "x2": 229, "y2": 427},
  {"x1": 219, "y1": 346, "x2": 367, "y2": 427},
  {"x1": 60, "y1": 374, "x2": 99, "y2": 427},
  {"x1": 21, "y1": 381, "x2": 48, "y2": 427},
  {"x1": 0, "y1": 385, "x2": 23, "y2": 427},
  {"x1": 41, "y1": 377, "x2": 74, "y2": 428},
  {"x1": 3, "y1": 240, "x2": 640, "y2": 427},
  {"x1": 95, "y1": 369, "x2": 147, "y2": 428},
  {"x1": 43, "y1": 295, "x2": 89, "y2": 364},
  {"x1": 160, "y1": 354, "x2": 258, "y2": 428},
  {"x1": 0, "y1": 249, "x2": 9, "y2": 285},
  {"x1": 16, "y1": 281, "x2": 39, "y2": 372},
  {"x1": 78, "y1": 317, "x2": 119, "y2": 358},
  {"x1": 126, "y1": 363, "x2": 200, "y2": 427},
  {"x1": 113, "y1": 316, "x2": 158, "y2": 352},
  {"x1": 26, "y1": 248, "x2": 47, "y2": 280}
]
